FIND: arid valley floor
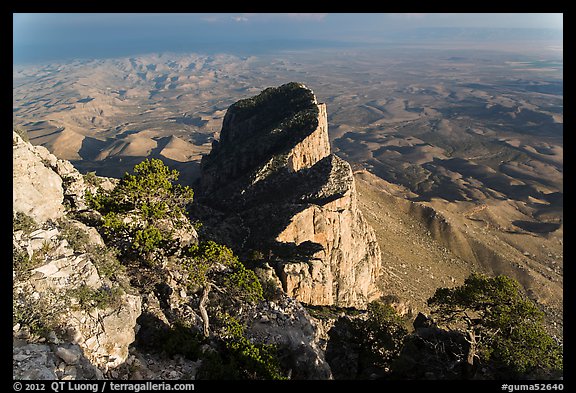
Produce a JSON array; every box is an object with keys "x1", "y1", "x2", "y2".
[{"x1": 13, "y1": 43, "x2": 563, "y2": 338}]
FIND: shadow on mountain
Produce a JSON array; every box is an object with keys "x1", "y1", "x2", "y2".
[
  {"x1": 78, "y1": 136, "x2": 109, "y2": 161},
  {"x1": 512, "y1": 220, "x2": 561, "y2": 234},
  {"x1": 70, "y1": 155, "x2": 201, "y2": 186}
]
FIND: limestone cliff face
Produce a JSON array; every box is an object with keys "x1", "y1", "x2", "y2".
[
  {"x1": 197, "y1": 82, "x2": 381, "y2": 308},
  {"x1": 275, "y1": 161, "x2": 381, "y2": 306},
  {"x1": 286, "y1": 103, "x2": 330, "y2": 173}
]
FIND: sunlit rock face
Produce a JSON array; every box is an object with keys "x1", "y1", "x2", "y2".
[{"x1": 197, "y1": 82, "x2": 381, "y2": 308}]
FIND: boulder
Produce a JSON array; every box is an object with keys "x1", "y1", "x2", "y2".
[
  {"x1": 245, "y1": 295, "x2": 333, "y2": 379},
  {"x1": 13, "y1": 131, "x2": 64, "y2": 223}
]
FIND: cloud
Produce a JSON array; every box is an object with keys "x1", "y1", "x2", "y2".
[
  {"x1": 232, "y1": 15, "x2": 249, "y2": 23},
  {"x1": 200, "y1": 15, "x2": 222, "y2": 23},
  {"x1": 227, "y1": 13, "x2": 327, "y2": 24},
  {"x1": 284, "y1": 13, "x2": 328, "y2": 22},
  {"x1": 399, "y1": 13, "x2": 426, "y2": 19}
]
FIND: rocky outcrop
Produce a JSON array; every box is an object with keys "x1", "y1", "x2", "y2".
[
  {"x1": 245, "y1": 295, "x2": 333, "y2": 380},
  {"x1": 13, "y1": 341, "x2": 104, "y2": 380},
  {"x1": 286, "y1": 103, "x2": 330, "y2": 173},
  {"x1": 13, "y1": 132, "x2": 65, "y2": 222},
  {"x1": 13, "y1": 221, "x2": 142, "y2": 376},
  {"x1": 199, "y1": 82, "x2": 327, "y2": 201},
  {"x1": 274, "y1": 155, "x2": 380, "y2": 306},
  {"x1": 14, "y1": 124, "x2": 329, "y2": 381},
  {"x1": 13, "y1": 131, "x2": 117, "y2": 220},
  {"x1": 196, "y1": 83, "x2": 381, "y2": 308},
  {"x1": 13, "y1": 131, "x2": 141, "y2": 379}
]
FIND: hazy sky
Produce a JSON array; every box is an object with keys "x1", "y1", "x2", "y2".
[{"x1": 13, "y1": 13, "x2": 563, "y2": 64}]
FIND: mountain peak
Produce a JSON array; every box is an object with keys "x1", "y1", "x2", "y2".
[
  {"x1": 199, "y1": 82, "x2": 330, "y2": 205},
  {"x1": 195, "y1": 83, "x2": 381, "y2": 307}
]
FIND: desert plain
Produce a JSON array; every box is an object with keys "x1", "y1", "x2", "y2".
[{"x1": 13, "y1": 42, "x2": 563, "y2": 337}]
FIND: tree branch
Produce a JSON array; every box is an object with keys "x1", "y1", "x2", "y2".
[{"x1": 199, "y1": 282, "x2": 211, "y2": 337}]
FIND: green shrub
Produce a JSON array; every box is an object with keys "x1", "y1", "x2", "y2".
[
  {"x1": 221, "y1": 316, "x2": 286, "y2": 380},
  {"x1": 305, "y1": 304, "x2": 362, "y2": 320},
  {"x1": 85, "y1": 188, "x2": 108, "y2": 212},
  {"x1": 197, "y1": 315, "x2": 286, "y2": 380},
  {"x1": 187, "y1": 240, "x2": 238, "y2": 267},
  {"x1": 182, "y1": 240, "x2": 238, "y2": 287},
  {"x1": 428, "y1": 273, "x2": 563, "y2": 376},
  {"x1": 69, "y1": 284, "x2": 123, "y2": 311},
  {"x1": 196, "y1": 350, "x2": 240, "y2": 380},
  {"x1": 105, "y1": 157, "x2": 193, "y2": 218},
  {"x1": 13, "y1": 301, "x2": 53, "y2": 338},
  {"x1": 182, "y1": 240, "x2": 262, "y2": 303},
  {"x1": 57, "y1": 219, "x2": 91, "y2": 253},
  {"x1": 13, "y1": 211, "x2": 38, "y2": 234},
  {"x1": 13, "y1": 288, "x2": 63, "y2": 339},
  {"x1": 133, "y1": 226, "x2": 164, "y2": 259},
  {"x1": 353, "y1": 301, "x2": 408, "y2": 372},
  {"x1": 83, "y1": 171, "x2": 101, "y2": 187},
  {"x1": 87, "y1": 158, "x2": 194, "y2": 264},
  {"x1": 224, "y1": 263, "x2": 263, "y2": 304},
  {"x1": 100, "y1": 212, "x2": 129, "y2": 239},
  {"x1": 86, "y1": 245, "x2": 124, "y2": 280},
  {"x1": 14, "y1": 240, "x2": 57, "y2": 278},
  {"x1": 161, "y1": 322, "x2": 206, "y2": 360},
  {"x1": 13, "y1": 245, "x2": 33, "y2": 276},
  {"x1": 31, "y1": 240, "x2": 55, "y2": 266}
]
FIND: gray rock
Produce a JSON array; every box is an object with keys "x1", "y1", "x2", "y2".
[
  {"x1": 61, "y1": 366, "x2": 77, "y2": 380},
  {"x1": 56, "y1": 347, "x2": 81, "y2": 365},
  {"x1": 13, "y1": 342, "x2": 58, "y2": 380},
  {"x1": 246, "y1": 294, "x2": 333, "y2": 380},
  {"x1": 13, "y1": 131, "x2": 64, "y2": 223}
]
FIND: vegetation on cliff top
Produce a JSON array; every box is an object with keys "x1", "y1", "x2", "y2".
[
  {"x1": 201, "y1": 82, "x2": 320, "y2": 188},
  {"x1": 229, "y1": 82, "x2": 316, "y2": 122}
]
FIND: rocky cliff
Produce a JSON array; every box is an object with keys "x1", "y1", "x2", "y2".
[
  {"x1": 196, "y1": 82, "x2": 381, "y2": 308},
  {"x1": 13, "y1": 128, "x2": 335, "y2": 380},
  {"x1": 13, "y1": 131, "x2": 141, "y2": 379}
]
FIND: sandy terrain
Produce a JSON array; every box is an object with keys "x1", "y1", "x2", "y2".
[{"x1": 355, "y1": 170, "x2": 562, "y2": 338}]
